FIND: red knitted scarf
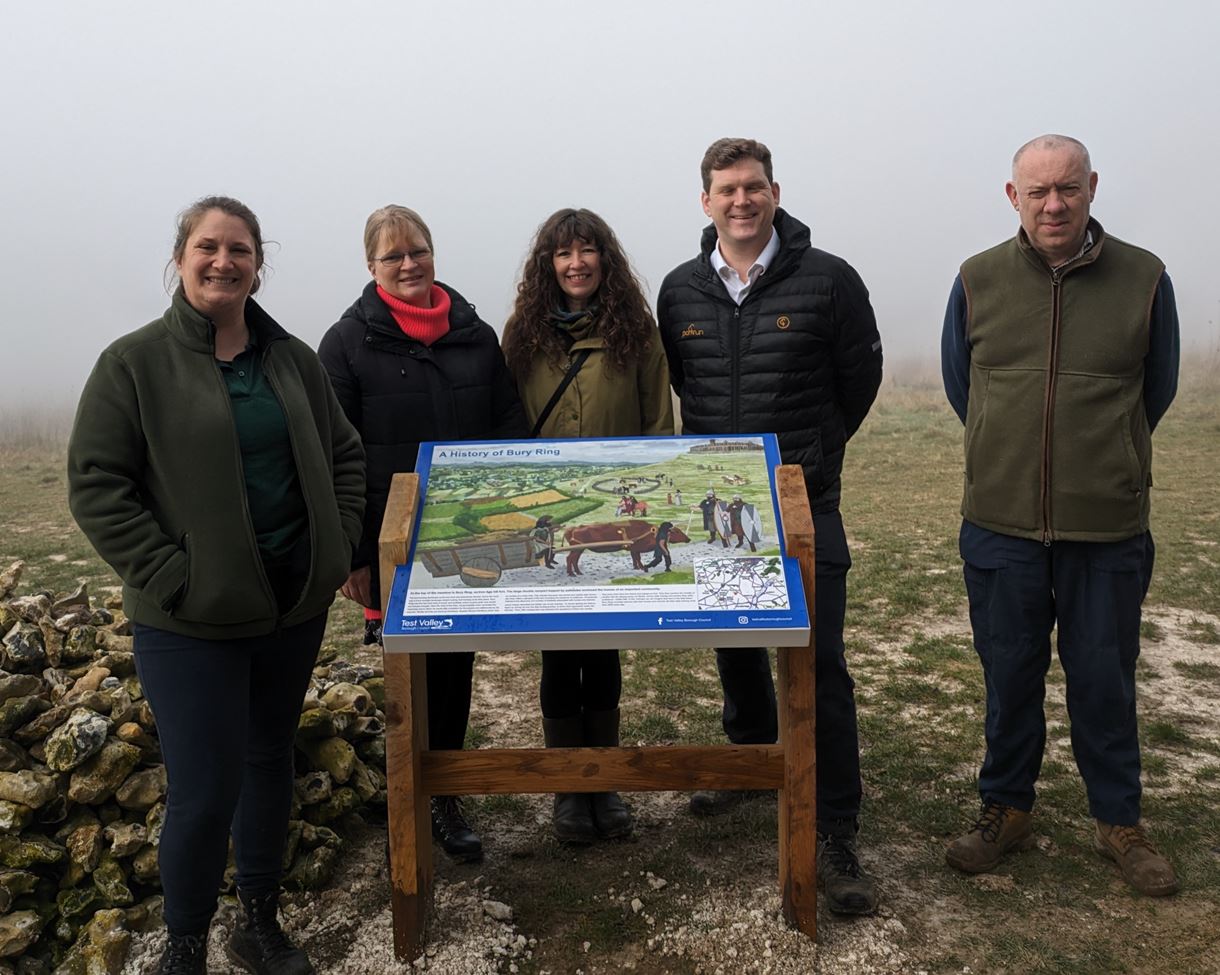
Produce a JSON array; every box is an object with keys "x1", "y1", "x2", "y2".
[{"x1": 376, "y1": 284, "x2": 451, "y2": 345}]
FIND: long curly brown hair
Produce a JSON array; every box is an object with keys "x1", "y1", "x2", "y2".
[{"x1": 503, "y1": 208, "x2": 655, "y2": 378}]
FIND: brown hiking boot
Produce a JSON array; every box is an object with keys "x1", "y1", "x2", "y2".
[
  {"x1": 945, "y1": 802, "x2": 1035, "y2": 873},
  {"x1": 1094, "y1": 821, "x2": 1179, "y2": 896}
]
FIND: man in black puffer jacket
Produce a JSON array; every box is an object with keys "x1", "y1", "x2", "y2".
[{"x1": 658, "y1": 138, "x2": 883, "y2": 915}]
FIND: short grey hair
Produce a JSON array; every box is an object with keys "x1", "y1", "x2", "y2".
[{"x1": 1011, "y1": 134, "x2": 1092, "y2": 178}]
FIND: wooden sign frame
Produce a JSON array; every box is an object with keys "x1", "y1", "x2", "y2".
[{"x1": 377, "y1": 464, "x2": 817, "y2": 959}]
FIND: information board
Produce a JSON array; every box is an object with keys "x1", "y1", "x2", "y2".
[{"x1": 382, "y1": 434, "x2": 809, "y2": 651}]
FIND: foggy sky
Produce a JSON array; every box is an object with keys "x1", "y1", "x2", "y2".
[{"x1": 3, "y1": 0, "x2": 1218, "y2": 410}]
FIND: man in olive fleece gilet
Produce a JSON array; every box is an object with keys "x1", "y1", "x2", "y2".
[{"x1": 940, "y1": 135, "x2": 1181, "y2": 897}]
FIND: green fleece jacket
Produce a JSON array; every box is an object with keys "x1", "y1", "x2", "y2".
[
  {"x1": 959, "y1": 221, "x2": 1165, "y2": 542},
  {"x1": 68, "y1": 289, "x2": 365, "y2": 639}
]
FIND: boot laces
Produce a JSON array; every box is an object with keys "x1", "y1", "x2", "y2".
[
  {"x1": 160, "y1": 933, "x2": 205, "y2": 974},
  {"x1": 970, "y1": 802, "x2": 1013, "y2": 843},
  {"x1": 819, "y1": 833, "x2": 862, "y2": 879},
  {"x1": 245, "y1": 893, "x2": 300, "y2": 962},
  {"x1": 1107, "y1": 823, "x2": 1157, "y2": 855},
  {"x1": 434, "y1": 796, "x2": 471, "y2": 832}
]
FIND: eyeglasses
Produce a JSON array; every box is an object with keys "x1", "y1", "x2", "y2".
[{"x1": 374, "y1": 248, "x2": 433, "y2": 268}]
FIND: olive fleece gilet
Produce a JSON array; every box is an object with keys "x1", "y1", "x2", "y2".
[{"x1": 958, "y1": 221, "x2": 1164, "y2": 542}]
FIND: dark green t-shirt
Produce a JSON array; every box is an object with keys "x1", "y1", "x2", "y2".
[{"x1": 218, "y1": 342, "x2": 309, "y2": 568}]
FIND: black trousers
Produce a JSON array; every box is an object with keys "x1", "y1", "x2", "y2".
[
  {"x1": 133, "y1": 613, "x2": 325, "y2": 935},
  {"x1": 539, "y1": 649, "x2": 622, "y2": 718},
  {"x1": 426, "y1": 652, "x2": 475, "y2": 750},
  {"x1": 960, "y1": 521, "x2": 1153, "y2": 825},
  {"x1": 370, "y1": 561, "x2": 474, "y2": 752},
  {"x1": 713, "y1": 509, "x2": 862, "y2": 824}
]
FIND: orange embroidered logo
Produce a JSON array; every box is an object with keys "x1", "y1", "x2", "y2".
[
  {"x1": 776, "y1": 316, "x2": 791, "y2": 329},
  {"x1": 681, "y1": 324, "x2": 704, "y2": 337}
]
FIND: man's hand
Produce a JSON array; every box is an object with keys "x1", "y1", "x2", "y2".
[{"x1": 341, "y1": 566, "x2": 372, "y2": 607}]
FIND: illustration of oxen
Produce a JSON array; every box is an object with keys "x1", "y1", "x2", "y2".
[{"x1": 562, "y1": 520, "x2": 690, "y2": 576}]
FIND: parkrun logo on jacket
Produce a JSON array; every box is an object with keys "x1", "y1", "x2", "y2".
[{"x1": 681, "y1": 324, "x2": 704, "y2": 338}]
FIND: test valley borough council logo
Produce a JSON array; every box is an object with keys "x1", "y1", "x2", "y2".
[
  {"x1": 776, "y1": 315, "x2": 791, "y2": 329},
  {"x1": 681, "y1": 324, "x2": 704, "y2": 337},
  {"x1": 403, "y1": 617, "x2": 454, "y2": 630}
]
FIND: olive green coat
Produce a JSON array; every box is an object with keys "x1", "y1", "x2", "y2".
[{"x1": 516, "y1": 326, "x2": 675, "y2": 439}]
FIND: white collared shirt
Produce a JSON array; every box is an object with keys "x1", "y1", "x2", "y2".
[{"x1": 710, "y1": 228, "x2": 781, "y2": 305}]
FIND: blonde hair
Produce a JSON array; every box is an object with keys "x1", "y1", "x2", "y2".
[{"x1": 363, "y1": 205, "x2": 434, "y2": 262}]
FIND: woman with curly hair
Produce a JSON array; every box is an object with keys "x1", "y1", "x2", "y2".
[{"x1": 503, "y1": 208, "x2": 673, "y2": 844}]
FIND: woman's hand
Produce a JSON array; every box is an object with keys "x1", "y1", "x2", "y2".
[{"x1": 340, "y1": 566, "x2": 373, "y2": 607}]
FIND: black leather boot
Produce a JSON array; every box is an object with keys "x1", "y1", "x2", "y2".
[
  {"x1": 227, "y1": 888, "x2": 315, "y2": 975},
  {"x1": 431, "y1": 796, "x2": 484, "y2": 862},
  {"x1": 583, "y1": 708, "x2": 633, "y2": 839},
  {"x1": 542, "y1": 716, "x2": 597, "y2": 845},
  {"x1": 156, "y1": 932, "x2": 208, "y2": 975},
  {"x1": 817, "y1": 819, "x2": 880, "y2": 915}
]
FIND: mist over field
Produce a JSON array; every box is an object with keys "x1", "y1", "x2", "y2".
[{"x1": 2, "y1": 0, "x2": 1219, "y2": 412}]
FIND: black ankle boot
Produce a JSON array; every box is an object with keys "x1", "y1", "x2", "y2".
[
  {"x1": 589, "y1": 792, "x2": 632, "y2": 839},
  {"x1": 156, "y1": 932, "x2": 208, "y2": 975},
  {"x1": 543, "y1": 715, "x2": 598, "y2": 845},
  {"x1": 583, "y1": 708, "x2": 634, "y2": 839},
  {"x1": 226, "y1": 888, "x2": 314, "y2": 975},
  {"x1": 431, "y1": 795, "x2": 484, "y2": 862},
  {"x1": 552, "y1": 792, "x2": 597, "y2": 845}
]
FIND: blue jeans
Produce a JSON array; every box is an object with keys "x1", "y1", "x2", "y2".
[
  {"x1": 134, "y1": 614, "x2": 325, "y2": 935},
  {"x1": 960, "y1": 521, "x2": 1153, "y2": 825}
]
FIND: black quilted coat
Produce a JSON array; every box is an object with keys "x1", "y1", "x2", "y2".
[
  {"x1": 318, "y1": 281, "x2": 527, "y2": 589},
  {"x1": 657, "y1": 209, "x2": 883, "y2": 513}
]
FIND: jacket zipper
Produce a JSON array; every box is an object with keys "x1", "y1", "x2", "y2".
[
  {"x1": 1040, "y1": 271, "x2": 1064, "y2": 545},
  {"x1": 730, "y1": 306, "x2": 741, "y2": 431},
  {"x1": 262, "y1": 344, "x2": 314, "y2": 632}
]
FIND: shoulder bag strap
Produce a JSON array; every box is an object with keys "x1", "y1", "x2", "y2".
[{"x1": 530, "y1": 349, "x2": 593, "y2": 438}]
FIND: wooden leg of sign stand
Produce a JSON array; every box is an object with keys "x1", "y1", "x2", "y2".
[
  {"x1": 379, "y1": 474, "x2": 433, "y2": 961},
  {"x1": 775, "y1": 464, "x2": 817, "y2": 940}
]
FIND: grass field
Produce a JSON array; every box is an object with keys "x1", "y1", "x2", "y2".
[{"x1": 2, "y1": 362, "x2": 1217, "y2": 974}]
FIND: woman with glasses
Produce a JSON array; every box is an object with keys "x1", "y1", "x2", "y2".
[
  {"x1": 502, "y1": 208, "x2": 673, "y2": 845},
  {"x1": 319, "y1": 205, "x2": 526, "y2": 863}
]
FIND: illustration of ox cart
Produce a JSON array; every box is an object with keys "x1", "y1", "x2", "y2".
[
  {"x1": 418, "y1": 536, "x2": 541, "y2": 588},
  {"x1": 419, "y1": 519, "x2": 689, "y2": 587}
]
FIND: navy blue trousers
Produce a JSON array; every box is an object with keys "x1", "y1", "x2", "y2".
[
  {"x1": 960, "y1": 521, "x2": 1153, "y2": 825},
  {"x1": 713, "y1": 509, "x2": 862, "y2": 825},
  {"x1": 134, "y1": 614, "x2": 325, "y2": 935}
]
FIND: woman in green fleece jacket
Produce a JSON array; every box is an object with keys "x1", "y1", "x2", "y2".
[{"x1": 67, "y1": 196, "x2": 364, "y2": 975}]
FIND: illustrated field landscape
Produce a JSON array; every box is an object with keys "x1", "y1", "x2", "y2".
[
  {"x1": 412, "y1": 438, "x2": 777, "y2": 589},
  {"x1": 1, "y1": 360, "x2": 1217, "y2": 975}
]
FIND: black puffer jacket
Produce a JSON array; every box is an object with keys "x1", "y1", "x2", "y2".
[
  {"x1": 657, "y1": 209, "x2": 883, "y2": 512},
  {"x1": 318, "y1": 281, "x2": 527, "y2": 588}
]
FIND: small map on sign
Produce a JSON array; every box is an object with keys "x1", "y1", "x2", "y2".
[{"x1": 695, "y1": 556, "x2": 790, "y2": 610}]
